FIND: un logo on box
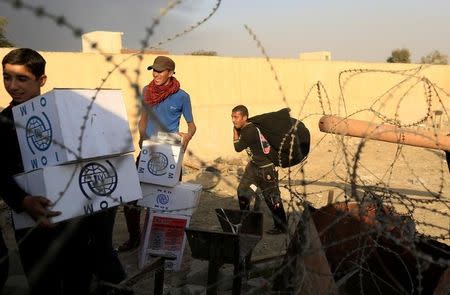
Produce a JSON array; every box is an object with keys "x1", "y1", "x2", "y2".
[
  {"x1": 156, "y1": 193, "x2": 170, "y2": 205},
  {"x1": 79, "y1": 161, "x2": 118, "y2": 199},
  {"x1": 25, "y1": 113, "x2": 53, "y2": 154},
  {"x1": 147, "y1": 152, "x2": 169, "y2": 176}
]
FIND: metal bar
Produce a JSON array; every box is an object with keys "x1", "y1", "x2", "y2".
[
  {"x1": 232, "y1": 261, "x2": 243, "y2": 295},
  {"x1": 206, "y1": 261, "x2": 221, "y2": 295},
  {"x1": 154, "y1": 267, "x2": 165, "y2": 295}
]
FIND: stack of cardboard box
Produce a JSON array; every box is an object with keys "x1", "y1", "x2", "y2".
[
  {"x1": 137, "y1": 135, "x2": 202, "y2": 271},
  {"x1": 11, "y1": 88, "x2": 143, "y2": 229}
]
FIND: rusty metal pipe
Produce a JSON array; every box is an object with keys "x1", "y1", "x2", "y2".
[{"x1": 318, "y1": 115, "x2": 450, "y2": 151}]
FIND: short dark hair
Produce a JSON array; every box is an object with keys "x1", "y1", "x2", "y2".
[
  {"x1": 2, "y1": 48, "x2": 46, "y2": 79},
  {"x1": 232, "y1": 105, "x2": 249, "y2": 117}
]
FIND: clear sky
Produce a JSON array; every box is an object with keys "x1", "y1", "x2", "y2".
[{"x1": 1, "y1": 0, "x2": 449, "y2": 63}]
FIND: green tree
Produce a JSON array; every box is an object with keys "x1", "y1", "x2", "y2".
[
  {"x1": 0, "y1": 17, "x2": 14, "y2": 47},
  {"x1": 386, "y1": 48, "x2": 411, "y2": 63},
  {"x1": 420, "y1": 50, "x2": 448, "y2": 65},
  {"x1": 188, "y1": 50, "x2": 218, "y2": 56}
]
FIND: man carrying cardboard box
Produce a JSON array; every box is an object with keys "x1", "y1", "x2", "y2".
[
  {"x1": 0, "y1": 48, "x2": 65, "y2": 294},
  {"x1": 0, "y1": 48, "x2": 124, "y2": 294},
  {"x1": 119, "y1": 56, "x2": 196, "y2": 251}
]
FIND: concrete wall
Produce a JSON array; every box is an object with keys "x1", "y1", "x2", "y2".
[
  {"x1": 299, "y1": 51, "x2": 331, "y2": 61},
  {"x1": 1, "y1": 48, "x2": 450, "y2": 164},
  {"x1": 82, "y1": 31, "x2": 123, "y2": 53}
]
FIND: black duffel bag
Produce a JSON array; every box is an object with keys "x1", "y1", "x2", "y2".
[{"x1": 249, "y1": 108, "x2": 310, "y2": 168}]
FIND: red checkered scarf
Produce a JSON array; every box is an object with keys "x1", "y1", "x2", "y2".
[{"x1": 143, "y1": 77, "x2": 180, "y2": 106}]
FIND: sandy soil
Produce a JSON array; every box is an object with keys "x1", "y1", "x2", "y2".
[
  {"x1": 115, "y1": 134, "x2": 450, "y2": 293},
  {"x1": 3, "y1": 134, "x2": 450, "y2": 294}
]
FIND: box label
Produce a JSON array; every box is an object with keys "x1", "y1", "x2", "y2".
[
  {"x1": 149, "y1": 216, "x2": 187, "y2": 251},
  {"x1": 139, "y1": 213, "x2": 190, "y2": 271}
]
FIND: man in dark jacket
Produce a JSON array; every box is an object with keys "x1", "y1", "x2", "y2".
[
  {"x1": 1, "y1": 48, "x2": 66, "y2": 294},
  {"x1": 1, "y1": 48, "x2": 117, "y2": 294},
  {"x1": 232, "y1": 105, "x2": 288, "y2": 234}
]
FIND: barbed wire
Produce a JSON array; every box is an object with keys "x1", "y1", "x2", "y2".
[
  {"x1": 239, "y1": 25, "x2": 450, "y2": 294},
  {"x1": 0, "y1": 0, "x2": 224, "y2": 292},
  {"x1": 1, "y1": 0, "x2": 450, "y2": 294}
]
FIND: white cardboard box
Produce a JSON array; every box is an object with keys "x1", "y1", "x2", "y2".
[
  {"x1": 137, "y1": 139, "x2": 183, "y2": 187},
  {"x1": 12, "y1": 154, "x2": 142, "y2": 229},
  {"x1": 138, "y1": 212, "x2": 190, "y2": 271},
  {"x1": 137, "y1": 182, "x2": 202, "y2": 216},
  {"x1": 12, "y1": 88, "x2": 134, "y2": 172}
]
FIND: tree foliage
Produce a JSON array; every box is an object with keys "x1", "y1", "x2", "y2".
[
  {"x1": 420, "y1": 50, "x2": 448, "y2": 65},
  {"x1": 0, "y1": 17, "x2": 14, "y2": 47},
  {"x1": 386, "y1": 48, "x2": 411, "y2": 63},
  {"x1": 188, "y1": 50, "x2": 218, "y2": 56}
]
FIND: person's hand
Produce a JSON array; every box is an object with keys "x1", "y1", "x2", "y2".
[
  {"x1": 178, "y1": 132, "x2": 192, "y2": 151},
  {"x1": 233, "y1": 127, "x2": 241, "y2": 140},
  {"x1": 21, "y1": 195, "x2": 61, "y2": 228}
]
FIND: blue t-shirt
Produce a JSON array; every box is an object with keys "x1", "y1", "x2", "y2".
[{"x1": 143, "y1": 87, "x2": 194, "y2": 137}]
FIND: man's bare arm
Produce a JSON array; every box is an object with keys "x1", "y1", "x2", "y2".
[{"x1": 179, "y1": 121, "x2": 196, "y2": 151}]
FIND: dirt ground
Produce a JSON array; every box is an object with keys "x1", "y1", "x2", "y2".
[
  {"x1": 115, "y1": 134, "x2": 450, "y2": 293},
  {"x1": 3, "y1": 134, "x2": 450, "y2": 294}
]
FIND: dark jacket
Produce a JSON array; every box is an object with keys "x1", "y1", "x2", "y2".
[
  {"x1": 0, "y1": 105, "x2": 28, "y2": 212},
  {"x1": 234, "y1": 122, "x2": 275, "y2": 167}
]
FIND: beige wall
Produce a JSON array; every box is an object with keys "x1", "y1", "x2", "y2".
[
  {"x1": 299, "y1": 51, "x2": 331, "y2": 61},
  {"x1": 81, "y1": 31, "x2": 123, "y2": 54},
  {"x1": 1, "y1": 48, "x2": 450, "y2": 164}
]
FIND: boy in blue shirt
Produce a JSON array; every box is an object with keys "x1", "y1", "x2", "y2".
[{"x1": 119, "y1": 56, "x2": 196, "y2": 251}]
